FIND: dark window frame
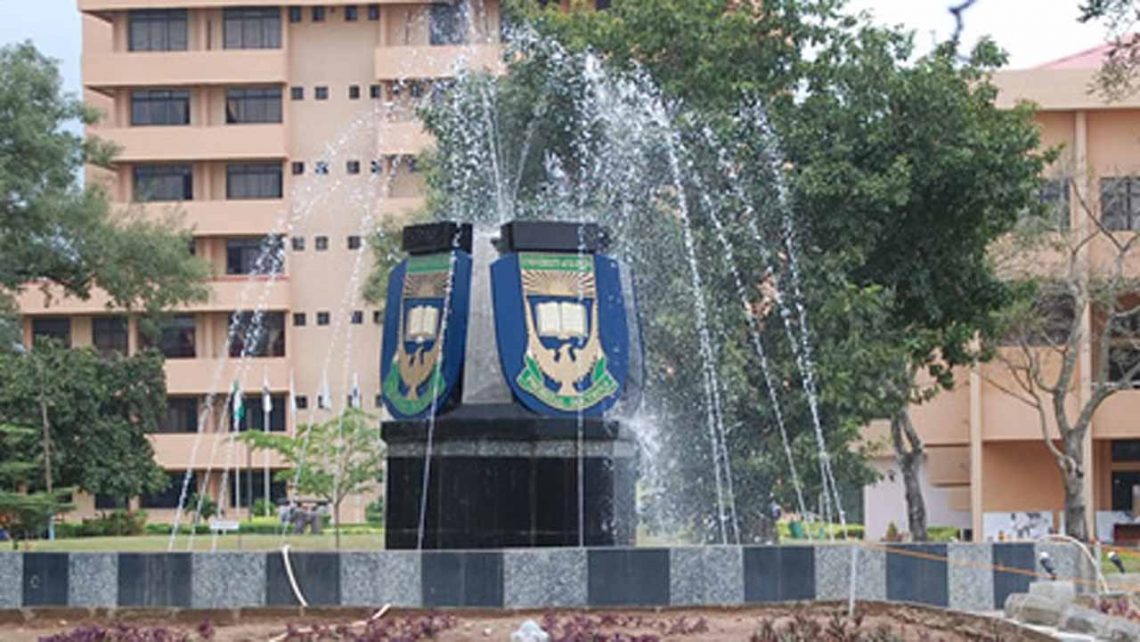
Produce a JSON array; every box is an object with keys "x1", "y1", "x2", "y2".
[
  {"x1": 1101, "y1": 176, "x2": 1140, "y2": 232},
  {"x1": 128, "y1": 9, "x2": 188, "y2": 52},
  {"x1": 225, "y1": 86, "x2": 283, "y2": 124},
  {"x1": 223, "y1": 7, "x2": 282, "y2": 50},
  {"x1": 131, "y1": 89, "x2": 190, "y2": 126},
  {"x1": 133, "y1": 164, "x2": 193, "y2": 202},
  {"x1": 228, "y1": 311, "x2": 286, "y2": 358},
  {"x1": 31, "y1": 317, "x2": 72, "y2": 348},
  {"x1": 141, "y1": 314, "x2": 196, "y2": 359},
  {"x1": 226, "y1": 162, "x2": 283, "y2": 200},
  {"x1": 92, "y1": 316, "x2": 129, "y2": 356},
  {"x1": 158, "y1": 396, "x2": 200, "y2": 434},
  {"x1": 225, "y1": 235, "x2": 284, "y2": 276}
]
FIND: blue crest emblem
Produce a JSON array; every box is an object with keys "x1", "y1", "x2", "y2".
[
  {"x1": 491, "y1": 252, "x2": 630, "y2": 416},
  {"x1": 380, "y1": 251, "x2": 471, "y2": 419}
]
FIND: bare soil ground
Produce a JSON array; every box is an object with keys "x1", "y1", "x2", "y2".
[{"x1": 0, "y1": 603, "x2": 1051, "y2": 642}]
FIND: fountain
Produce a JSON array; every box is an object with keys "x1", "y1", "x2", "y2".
[{"x1": 380, "y1": 219, "x2": 643, "y2": 549}]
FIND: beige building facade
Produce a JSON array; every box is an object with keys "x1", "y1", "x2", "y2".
[
  {"x1": 19, "y1": 0, "x2": 503, "y2": 523},
  {"x1": 863, "y1": 45, "x2": 1140, "y2": 543}
]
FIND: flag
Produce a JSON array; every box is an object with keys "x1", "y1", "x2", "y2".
[
  {"x1": 261, "y1": 370, "x2": 273, "y2": 415},
  {"x1": 350, "y1": 373, "x2": 361, "y2": 409},
  {"x1": 231, "y1": 379, "x2": 245, "y2": 430}
]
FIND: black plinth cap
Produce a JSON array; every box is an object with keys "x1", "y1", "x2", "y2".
[
  {"x1": 497, "y1": 221, "x2": 610, "y2": 254},
  {"x1": 402, "y1": 222, "x2": 473, "y2": 255}
]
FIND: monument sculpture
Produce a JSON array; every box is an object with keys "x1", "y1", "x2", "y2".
[{"x1": 380, "y1": 220, "x2": 643, "y2": 549}]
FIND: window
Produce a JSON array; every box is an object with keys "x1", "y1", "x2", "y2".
[
  {"x1": 1109, "y1": 347, "x2": 1140, "y2": 388},
  {"x1": 315, "y1": 236, "x2": 329, "y2": 250},
  {"x1": 348, "y1": 85, "x2": 361, "y2": 100},
  {"x1": 430, "y1": 2, "x2": 467, "y2": 45},
  {"x1": 1114, "y1": 470, "x2": 1140, "y2": 511},
  {"x1": 141, "y1": 315, "x2": 196, "y2": 359},
  {"x1": 373, "y1": 310, "x2": 382, "y2": 324},
  {"x1": 1009, "y1": 293, "x2": 1075, "y2": 347},
  {"x1": 225, "y1": 87, "x2": 282, "y2": 124},
  {"x1": 229, "y1": 469, "x2": 288, "y2": 508},
  {"x1": 1101, "y1": 177, "x2": 1140, "y2": 231},
  {"x1": 291, "y1": 236, "x2": 305, "y2": 251},
  {"x1": 92, "y1": 317, "x2": 129, "y2": 356},
  {"x1": 158, "y1": 397, "x2": 199, "y2": 434},
  {"x1": 229, "y1": 311, "x2": 286, "y2": 358},
  {"x1": 314, "y1": 161, "x2": 329, "y2": 175},
  {"x1": 95, "y1": 494, "x2": 127, "y2": 510},
  {"x1": 345, "y1": 5, "x2": 358, "y2": 21},
  {"x1": 351, "y1": 310, "x2": 363, "y2": 324},
  {"x1": 317, "y1": 312, "x2": 330, "y2": 326},
  {"x1": 347, "y1": 235, "x2": 362, "y2": 249},
  {"x1": 131, "y1": 89, "x2": 190, "y2": 126},
  {"x1": 134, "y1": 164, "x2": 193, "y2": 202},
  {"x1": 293, "y1": 312, "x2": 306, "y2": 327},
  {"x1": 226, "y1": 163, "x2": 283, "y2": 199},
  {"x1": 370, "y1": 159, "x2": 382, "y2": 174},
  {"x1": 140, "y1": 471, "x2": 196, "y2": 509},
  {"x1": 291, "y1": 86, "x2": 304, "y2": 101},
  {"x1": 409, "y1": 81, "x2": 426, "y2": 99},
  {"x1": 226, "y1": 236, "x2": 284, "y2": 275},
  {"x1": 315, "y1": 86, "x2": 329, "y2": 100},
  {"x1": 368, "y1": 4, "x2": 380, "y2": 20},
  {"x1": 346, "y1": 160, "x2": 360, "y2": 174},
  {"x1": 32, "y1": 317, "x2": 71, "y2": 348},
  {"x1": 312, "y1": 6, "x2": 325, "y2": 21},
  {"x1": 296, "y1": 395, "x2": 308, "y2": 410},
  {"x1": 223, "y1": 7, "x2": 281, "y2": 49},
  {"x1": 236, "y1": 395, "x2": 286, "y2": 432},
  {"x1": 1034, "y1": 178, "x2": 1071, "y2": 231},
  {"x1": 288, "y1": 6, "x2": 302, "y2": 22},
  {"x1": 1113, "y1": 440, "x2": 1140, "y2": 462},
  {"x1": 370, "y1": 84, "x2": 382, "y2": 99},
  {"x1": 374, "y1": 393, "x2": 383, "y2": 408},
  {"x1": 291, "y1": 161, "x2": 305, "y2": 175},
  {"x1": 128, "y1": 9, "x2": 188, "y2": 52}
]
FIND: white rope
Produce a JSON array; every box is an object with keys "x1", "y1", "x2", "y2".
[{"x1": 280, "y1": 544, "x2": 309, "y2": 607}]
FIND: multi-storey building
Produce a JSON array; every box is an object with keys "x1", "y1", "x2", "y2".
[
  {"x1": 19, "y1": 1, "x2": 503, "y2": 522},
  {"x1": 864, "y1": 43, "x2": 1140, "y2": 543}
]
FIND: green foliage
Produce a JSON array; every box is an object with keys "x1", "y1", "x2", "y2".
[
  {"x1": 0, "y1": 42, "x2": 208, "y2": 314},
  {"x1": 55, "y1": 509, "x2": 147, "y2": 538},
  {"x1": 0, "y1": 341, "x2": 169, "y2": 501},
  {"x1": 365, "y1": 498, "x2": 384, "y2": 526},
  {"x1": 0, "y1": 423, "x2": 72, "y2": 540},
  {"x1": 251, "y1": 498, "x2": 274, "y2": 519},
  {"x1": 926, "y1": 525, "x2": 963, "y2": 542},
  {"x1": 240, "y1": 408, "x2": 385, "y2": 518},
  {"x1": 363, "y1": 213, "x2": 425, "y2": 306},
  {"x1": 187, "y1": 492, "x2": 217, "y2": 520}
]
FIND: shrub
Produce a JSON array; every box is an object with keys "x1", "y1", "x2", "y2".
[
  {"x1": 926, "y1": 525, "x2": 962, "y2": 542},
  {"x1": 884, "y1": 521, "x2": 901, "y2": 542},
  {"x1": 57, "y1": 510, "x2": 147, "y2": 538},
  {"x1": 252, "y1": 498, "x2": 274, "y2": 518},
  {"x1": 365, "y1": 499, "x2": 384, "y2": 525}
]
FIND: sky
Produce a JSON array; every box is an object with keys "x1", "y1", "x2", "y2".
[{"x1": 0, "y1": 0, "x2": 1114, "y2": 101}]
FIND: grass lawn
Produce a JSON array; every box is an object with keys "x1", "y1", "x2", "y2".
[{"x1": 12, "y1": 532, "x2": 386, "y2": 552}]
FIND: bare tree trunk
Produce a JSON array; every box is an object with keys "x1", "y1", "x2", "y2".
[
  {"x1": 891, "y1": 406, "x2": 927, "y2": 541},
  {"x1": 1061, "y1": 430, "x2": 1089, "y2": 541},
  {"x1": 334, "y1": 501, "x2": 341, "y2": 550},
  {"x1": 39, "y1": 391, "x2": 55, "y2": 540}
]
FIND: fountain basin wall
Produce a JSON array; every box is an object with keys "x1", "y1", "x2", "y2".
[{"x1": 0, "y1": 543, "x2": 1090, "y2": 611}]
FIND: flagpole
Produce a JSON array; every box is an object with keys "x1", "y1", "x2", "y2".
[
  {"x1": 232, "y1": 385, "x2": 242, "y2": 551},
  {"x1": 263, "y1": 370, "x2": 272, "y2": 517}
]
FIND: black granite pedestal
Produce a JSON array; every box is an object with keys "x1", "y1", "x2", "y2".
[{"x1": 382, "y1": 404, "x2": 638, "y2": 550}]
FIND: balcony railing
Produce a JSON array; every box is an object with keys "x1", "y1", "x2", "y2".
[
  {"x1": 84, "y1": 49, "x2": 287, "y2": 89},
  {"x1": 96, "y1": 124, "x2": 287, "y2": 162}
]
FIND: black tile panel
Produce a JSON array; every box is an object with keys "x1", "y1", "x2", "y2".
[
  {"x1": 266, "y1": 552, "x2": 341, "y2": 606},
  {"x1": 743, "y1": 546, "x2": 815, "y2": 602},
  {"x1": 587, "y1": 548, "x2": 669, "y2": 606},
  {"x1": 886, "y1": 544, "x2": 948, "y2": 607},
  {"x1": 992, "y1": 543, "x2": 1035, "y2": 609},
  {"x1": 23, "y1": 552, "x2": 68, "y2": 606},
  {"x1": 118, "y1": 553, "x2": 192, "y2": 607},
  {"x1": 421, "y1": 551, "x2": 504, "y2": 607}
]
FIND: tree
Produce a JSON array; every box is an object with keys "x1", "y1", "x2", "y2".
[
  {"x1": 0, "y1": 42, "x2": 208, "y2": 315},
  {"x1": 0, "y1": 423, "x2": 72, "y2": 546},
  {"x1": 494, "y1": 1, "x2": 1043, "y2": 542},
  {"x1": 0, "y1": 341, "x2": 169, "y2": 509},
  {"x1": 240, "y1": 408, "x2": 385, "y2": 548},
  {"x1": 1078, "y1": 0, "x2": 1140, "y2": 100},
  {"x1": 990, "y1": 167, "x2": 1140, "y2": 541}
]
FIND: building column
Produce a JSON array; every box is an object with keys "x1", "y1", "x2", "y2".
[
  {"x1": 1074, "y1": 110, "x2": 1096, "y2": 534},
  {"x1": 970, "y1": 363, "x2": 983, "y2": 541}
]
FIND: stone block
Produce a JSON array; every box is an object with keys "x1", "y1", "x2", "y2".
[
  {"x1": 0, "y1": 553, "x2": 22, "y2": 608},
  {"x1": 1107, "y1": 618, "x2": 1140, "y2": 642},
  {"x1": 948, "y1": 543, "x2": 993, "y2": 612},
  {"x1": 741, "y1": 546, "x2": 811, "y2": 604},
  {"x1": 1105, "y1": 574, "x2": 1140, "y2": 594},
  {"x1": 191, "y1": 553, "x2": 266, "y2": 608},
  {"x1": 814, "y1": 545, "x2": 885, "y2": 601},
  {"x1": 1005, "y1": 592, "x2": 1063, "y2": 627},
  {"x1": 69, "y1": 553, "x2": 117, "y2": 608},
  {"x1": 1030, "y1": 580, "x2": 1077, "y2": 605},
  {"x1": 993, "y1": 543, "x2": 1035, "y2": 609},
  {"x1": 670, "y1": 546, "x2": 743, "y2": 606},
  {"x1": 1060, "y1": 604, "x2": 1112, "y2": 636},
  {"x1": 504, "y1": 549, "x2": 586, "y2": 609},
  {"x1": 587, "y1": 548, "x2": 669, "y2": 607},
  {"x1": 340, "y1": 552, "x2": 421, "y2": 607},
  {"x1": 118, "y1": 554, "x2": 192, "y2": 608}
]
